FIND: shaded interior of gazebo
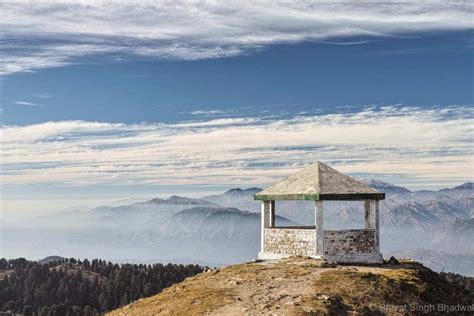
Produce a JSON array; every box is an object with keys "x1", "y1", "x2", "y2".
[{"x1": 254, "y1": 161, "x2": 385, "y2": 263}]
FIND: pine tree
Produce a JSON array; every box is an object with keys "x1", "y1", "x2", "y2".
[
  {"x1": 22, "y1": 305, "x2": 32, "y2": 316},
  {"x1": 0, "y1": 257, "x2": 204, "y2": 314},
  {"x1": 120, "y1": 292, "x2": 129, "y2": 306},
  {"x1": 83, "y1": 305, "x2": 93, "y2": 316},
  {"x1": 38, "y1": 305, "x2": 50, "y2": 316}
]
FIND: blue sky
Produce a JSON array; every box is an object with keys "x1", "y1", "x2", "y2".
[
  {"x1": 2, "y1": 32, "x2": 473, "y2": 125},
  {"x1": 0, "y1": 1, "x2": 473, "y2": 219}
]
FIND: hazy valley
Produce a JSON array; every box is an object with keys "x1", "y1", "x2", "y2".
[{"x1": 2, "y1": 181, "x2": 473, "y2": 275}]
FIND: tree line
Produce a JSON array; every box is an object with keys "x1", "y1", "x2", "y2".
[
  {"x1": 440, "y1": 271, "x2": 474, "y2": 293},
  {"x1": 0, "y1": 257, "x2": 205, "y2": 315}
]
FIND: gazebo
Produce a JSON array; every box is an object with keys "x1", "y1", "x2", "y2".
[{"x1": 254, "y1": 161, "x2": 385, "y2": 263}]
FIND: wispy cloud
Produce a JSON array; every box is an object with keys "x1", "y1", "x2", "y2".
[
  {"x1": 1, "y1": 1, "x2": 472, "y2": 75},
  {"x1": 1, "y1": 106, "x2": 472, "y2": 189},
  {"x1": 33, "y1": 94, "x2": 53, "y2": 99},
  {"x1": 13, "y1": 101, "x2": 42, "y2": 107},
  {"x1": 314, "y1": 40, "x2": 374, "y2": 46},
  {"x1": 189, "y1": 110, "x2": 228, "y2": 117}
]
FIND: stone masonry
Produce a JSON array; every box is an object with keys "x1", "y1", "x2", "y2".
[
  {"x1": 323, "y1": 229, "x2": 377, "y2": 256},
  {"x1": 264, "y1": 228, "x2": 316, "y2": 257}
]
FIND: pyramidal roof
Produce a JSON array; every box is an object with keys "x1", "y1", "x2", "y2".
[{"x1": 254, "y1": 162, "x2": 384, "y2": 201}]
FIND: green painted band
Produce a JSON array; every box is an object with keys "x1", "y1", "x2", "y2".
[{"x1": 254, "y1": 194, "x2": 320, "y2": 201}]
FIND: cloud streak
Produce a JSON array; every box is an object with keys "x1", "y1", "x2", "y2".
[
  {"x1": 13, "y1": 101, "x2": 42, "y2": 107},
  {"x1": 1, "y1": 1, "x2": 473, "y2": 74},
  {"x1": 1, "y1": 106, "x2": 472, "y2": 189}
]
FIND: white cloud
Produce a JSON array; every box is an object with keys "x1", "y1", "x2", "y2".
[
  {"x1": 0, "y1": 1, "x2": 472, "y2": 74},
  {"x1": 13, "y1": 101, "x2": 42, "y2": 107},
  {"x1": 189, "y1": 110, "x2": 227, "y2": 116},
  {"x1": 33, "y1": 94, "x2": 53, "y2": 99},
  {"x1": 1, "y1": 106, "x2": 472, "y2": 189}
]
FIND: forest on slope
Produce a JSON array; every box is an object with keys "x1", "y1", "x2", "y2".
[{"x1": 0, "y1": 257, "x2": 205, "y2": 315}]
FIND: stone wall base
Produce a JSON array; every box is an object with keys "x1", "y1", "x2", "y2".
[
  {"x1": 258, "y1": 251, "x2": 383, "y2": 264},
  {"x1": 258, "y1": 251, "x2": 323, "y2": 260},
  {"x1": 324, "y1": 253, "x2": 383, "y2": 264}
]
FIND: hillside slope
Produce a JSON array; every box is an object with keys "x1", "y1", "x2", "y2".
[{"x1": 109, "y1": 257, "x2": 473, "y2": 315}]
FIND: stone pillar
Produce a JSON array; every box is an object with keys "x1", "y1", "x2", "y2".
[
  {"x1": 365, "y1": 200, "x2": 380, "y2": 252},
  {"x1": 315, "y1": 200, "x2": 324, "y2": 256},
  {"x1": 364, "y1": 200, "x2": 371, "y2": 229},
  {"x1": 261, "y1": 201, "x2": 273, "y2": 253},
  {"x1": 262, "y1": 200, "x2": 272, "y2": 228},
  {"x1": 373, "y1": 200, "x2": 380, "y2": 252},
  {"x1": 269, "y1": 200, "x2": 275, "y2": 228}
]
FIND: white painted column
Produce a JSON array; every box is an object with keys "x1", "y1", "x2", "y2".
[
  {"x1": 373, "y1": 200, "x2": 380, "y2": 252},
  {"x1": 315, "y1": 200, "x2": 324, "y2": 256},
  {"x1": 260, "y1": 201, "x2": 265, "y2": 253},
  {"x1": 365, "y1": 200, "x2": 380, "y2": 252},
  {"x1": 364, "y1": 200, "x2": 371, "y2": 229},
  {"x1": 261, "y1": 201, "x2": 272, "y2": 254},
  {"x1": 269, "y1": 200, "x2": 275, "y2": 228}
]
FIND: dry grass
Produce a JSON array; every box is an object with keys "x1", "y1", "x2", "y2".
[
  {"x1": 115, "y1": 283, "x2": 235, "y2": 316},
  {"x1": 307, "y1": 264, "x2": 473, "y2": 315},
  {"x1": 307, "y1": 269, "x2": 422, "y2": 314},
  {"x1": 108, "y1": 257, "x2": 473, "y2": 316}
]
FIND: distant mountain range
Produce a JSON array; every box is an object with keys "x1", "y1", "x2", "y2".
[
  {"x1": 388, "y1": 248, "x2": 474, "y2": 276},
  {"x1": 203, "y1": 188, "x2": 262, "y2": 211},
  {"x1": 2, "y1": 181, "x2": 473, "y2": 275}
]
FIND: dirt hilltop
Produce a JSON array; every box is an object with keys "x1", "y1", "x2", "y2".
[{"x1": 108, "y1": 257, "x2": 473, "y2": 315}]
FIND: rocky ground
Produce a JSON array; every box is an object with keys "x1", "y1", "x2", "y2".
[{"x1": 108, "y1": 257, "x2": 473, "y2": 315}]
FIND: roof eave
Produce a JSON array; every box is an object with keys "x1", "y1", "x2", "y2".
[
  {"x1": 254, "y1": 192, "x2": 385, "y2": 201},
  {"x1": 254, "y1": 193, "x2": 319, "y2": 201}
]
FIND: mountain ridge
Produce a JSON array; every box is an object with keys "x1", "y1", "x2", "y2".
[{"x1": 3, "y1": 180, "x2": 473, "y2": 275}]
